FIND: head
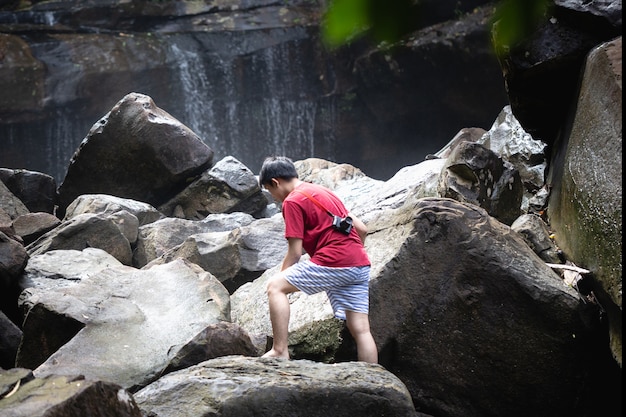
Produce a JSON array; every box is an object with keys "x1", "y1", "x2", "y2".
[{"x1": 259, "y1": 156, "x2": 299, "y2": 202}]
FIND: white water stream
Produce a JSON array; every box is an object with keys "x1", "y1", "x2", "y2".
[{"x1": 169, "y1": 38, "x2": 333, "y2": 171}]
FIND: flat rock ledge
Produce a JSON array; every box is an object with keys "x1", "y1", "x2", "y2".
[{"x1": 134, "y1": 355, "x2": 419, "y2": 417}]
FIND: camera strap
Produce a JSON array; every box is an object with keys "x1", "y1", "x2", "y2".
[{"x1": 294, "y1": 189, "x2": 335, "y2": 218}]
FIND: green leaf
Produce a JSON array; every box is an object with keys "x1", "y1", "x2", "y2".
[
  {"x1": 321, "y1": 0, "x2": 371, "y2": 47},
  {"x1": 491, "y1": 0, "x2": 552, "y2": 57}
]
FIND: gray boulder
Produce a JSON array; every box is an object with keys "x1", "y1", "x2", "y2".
[
  {"x1": 158, "y1": 156, "x2": 267, "y2": 219},
  {"x1": 0, "y1": 181, "x2": 28, "y2": 221},
  {"x1": 134, "y1": 356, "x2": 418, "y2": 417},
  {"x1": 18, "y1": 248, "x2": 124, "y2": 295},
  {"x1": 149, "y1": 214, "x2": 286, "y2": 293},
  {"x1": 437, "y1": 141, "x2": 523, "y2": 225},
  {"x1": 366, "y1": 197, "x2": 601, "y2": 417},
  {"x1": 11, "y1": 212, "x2": 61, "y2": 246},
  {"x1": 0, "y1": 232, "x2": 28, "y2": 289},
  {"x1": 57, "y1": 92, "x2": 214, "y2": 212},
  {"x1": 511, "y1": 213, "x2": 561, "y2": 264},
  {"x1": 64, "y1": 194, "x2": 164, "y2": 226},
  {"x1": 0, "y1": 368, "x2": 141, "y2": 417},
  {"x1": 133, "y1": 212, "x2": 255, "y2": 268},
  {"x1": 26, "y1": 213, "x2": 132, "y2": 265},
  {"x1": 0, "y1": 168, "x2": 57, "y2": 214},
  {"x1": 17, "y1": 259, "x2": 230, "y2": 391},
  {"x1": 163, "y1": 322, "x2": 259, "y2": 374},
  {"x1": 478, "y1": 105, "x2": 548, "y2": 204},
  {"x1": 547, "y1": 37, "x2": 622, "y2": 367},
  {"x1": 0, "y1": 310, "x2": 22, "y2": 370}
]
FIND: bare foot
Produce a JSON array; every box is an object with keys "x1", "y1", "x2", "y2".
[{"x1": 262, "y1": 348, "x2": 290, "y2": 359}]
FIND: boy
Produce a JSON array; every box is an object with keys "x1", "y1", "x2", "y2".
[{"x1": 258, "y1": 156, "x2": 377, "y2": 363}]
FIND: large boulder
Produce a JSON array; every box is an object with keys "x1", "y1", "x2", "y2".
[
  {"x1": 0, "y1": 368, "x2": 142, "y2": 417},
  {"x1": 133, "y1": 212, "x2": 255, "y2": 268},
  {"x1": 11, "y1": 213, "x2": 61, "y2": 246},
  {"x1": 547, "y1": 37, "x2": 622, "y2": 367},
  {"x1": 134, "y1": 356, "x2": 418, "y2": 417},
  {"x1": 234, "y1": 194, "x2": 605, "y2": 417},
  {"x1": 437, "y1": 141, "x2": 523, "y2": 225},
  {"x1": 57, "y1": 93, "x2": 214, "y2": 213},
  {"x1": 0, "y1": 181, "x2": 28, "y2": 221},
  {"x1": 148, "y1": 215, "x2": 286, "y2": 293},
  {"x1": 17, "y1": 259, "x2": 231, "y2": 391},
  {"x1": 63, "y1": 194, "x2": 164, "y2": 226},
  {"x1": 365, "y1": 197, "x2": 602, "y2": 417},
  {"x1": 0, "y1": 168, "x2": 57, "y2": 214},
  {"x1": 26, "y1": 213, "x2": 133, "y2": 265},
  {"x1": 496, "y1": 0, "x2": 622, "y2": 147},
  {"x1": 158, "y1": 156, "x2": 267, "y2": 219}
]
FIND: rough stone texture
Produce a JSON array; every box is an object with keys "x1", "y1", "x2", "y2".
[
  {"x1": 56, "y1": 92, "x2": 214, "y2": 212},
  {"x1": 498, "y1": 0, "x2": 621, "y2": 148},
  {"x1": 11, "y1": 212, "x2": 61, "y2": 245},
  {"x1": 134, "y1": 356, "x2": 418, "y2": 417},
  {"x1": 163, "y1": 322, "x2": 259, "y2": 374},
  {"x1": 437, "y1": 141, "x2": 523, "y2": 225},
  {"x1": 0, "y1": 34, "x2": 45, "y2": 119},
  {"x1": 0, "y1": 310, "x2": 21, "y2": 370},
  {"x1": 0, "y1": 231, "x2": 28, "y2": 288},
  {"x1": 26, "y1": 213, "x2": 133, "y2": 265},
  {"x1": 433, "y1": 127, "x2": 487, "y2": 159},
  {"x1": 547, "y1": 37, "x2": 622, "y2": 367},
  {"x1": 18, "y1": 248, "x2": 123, "y2": 295},
  {"x1": 148, "y1": 215, "x2": 285, "y2": 293},
  {"x1": 365, "y1": 197, "x2": 604, "y2": 417},
  {"x1": 63, "y1": 194, "x2": 164, "y2": 226},
  {"x1": 0, "y1": 181, "x2": 28, "y2": 221},
  {"x1": 133, "y1": 212, "x2": 254, "y2": 268},
  {"x1": 478, "y1": 106, "x2": 548, "y2": 194},
  {"x1": 18, "y1": 259, "x2": 231, "y2": 391},
  {"x1": 511, "y1": 213, "x2": 561, "y2": 264},
  {"x1": 0, "y1": 168, "x2": 57, "y2": 214},
  {"x1": 158, "y1": 156, "x2": 267, "y2": 219},
  {"x1": 0, "y1": 369, "x2": 142, "y2": 417}
]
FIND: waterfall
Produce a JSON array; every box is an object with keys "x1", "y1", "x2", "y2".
[
  {"x1": 2, "y1": 111, "x2": 89, "y2": 185},
  {"x1": 0, "y1": 30, "x2": 338, "y2": 183},
  {"x1": 168, "y1": 35, "x2": 334, "y2": 173}
]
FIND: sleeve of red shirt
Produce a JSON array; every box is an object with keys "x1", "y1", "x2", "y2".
[{"x1": 282, "y1": 199, "x2": 305, "y2": 240}]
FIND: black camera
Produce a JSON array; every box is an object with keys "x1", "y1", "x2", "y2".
[{"x1": 332, "y1": 215, "x2": 353, "y2": 235}]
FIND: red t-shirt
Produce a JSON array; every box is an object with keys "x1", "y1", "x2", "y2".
[{"x1": 282, "y1": 182, "x2": 370, "y2": 267}]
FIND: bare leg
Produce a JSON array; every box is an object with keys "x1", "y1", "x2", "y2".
[
  {"x1": 345, "y1": 310, "x2": 378, "y2": 364},
  {"x1": 262, "y1": 273, "x2": 299, "y2": 359}
]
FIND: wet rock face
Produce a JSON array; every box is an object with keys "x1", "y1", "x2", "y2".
[
  {"x1": 498, "y1": 0, "x2": 621, "y2": 148},
  {"x1": 0, "y1": 1, "x2": 510, "y2": 184},
  {"x1": 547, "y1": 37, "x2": 623, "y2": 367},
  {"x1": 0, "y1": 34, "x2": 45, "y2": 120}
]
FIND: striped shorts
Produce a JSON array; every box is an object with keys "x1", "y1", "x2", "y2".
[{"x1": 284, "y1": 260, "x2": 371, "y2": 320}]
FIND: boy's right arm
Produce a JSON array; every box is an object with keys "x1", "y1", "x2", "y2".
[{"x1": 281, "y1": 237, "x2": 303, "y2": 271}]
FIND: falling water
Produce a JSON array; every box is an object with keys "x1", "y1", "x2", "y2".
[
  {"x1": 168, "y1": 35, "x2": 335, "y2": 172},
  {"x1": 1, "y1": 111, "x2": 90, "y2": 185},
  {"x1": 0, "y1": 30, "x2": 338, "y2": 183}
]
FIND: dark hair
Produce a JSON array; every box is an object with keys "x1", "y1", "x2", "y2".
[{"x1": 259, "y1": 156, "x2": 298, "y2": 187}]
